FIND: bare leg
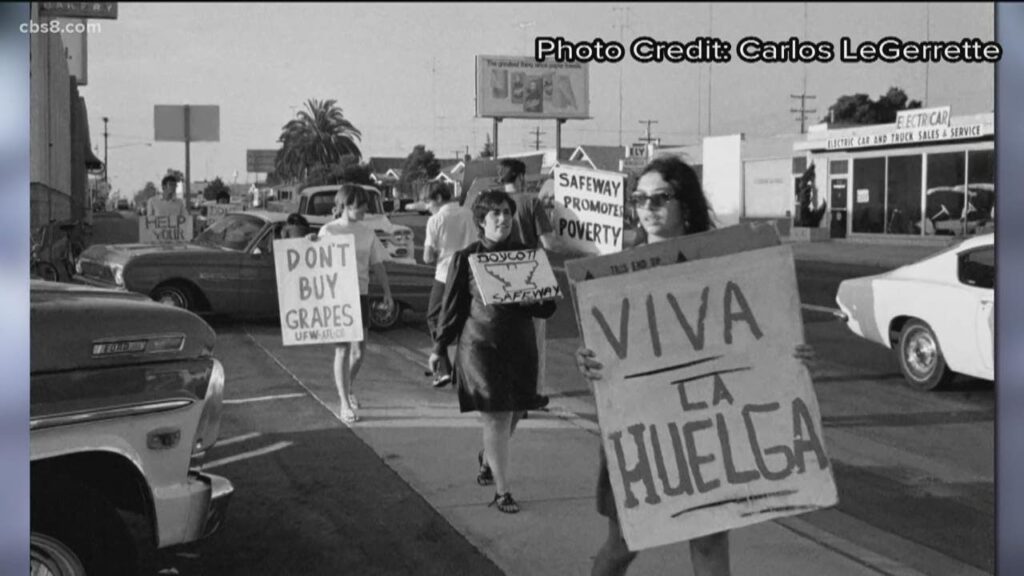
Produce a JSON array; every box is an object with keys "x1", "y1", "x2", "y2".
[
  {"x1": 592, "y1": 517, "x2": 637, "y2": 576},
  {"x1": 334, "y1": 344, "x2": 354, "y2": 416},
  {"x1": 348, "y1": 341, "x2": 365, "y2": 407},
  {"x1": 689, "y1": 531, "x2": 730, "y2": 576},
  {"x1": 480, "y1": 411, "x2": 514, "y2": 494}
]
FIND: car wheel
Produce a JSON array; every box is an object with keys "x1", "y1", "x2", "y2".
[
  {"x1": 368, "y1": 298, "x2": 402, "y2": 330},
  {"x1": 152, "y1": 282, "x2": 195, "y2": 311},
  {"x1": 897, "y1": 319, "x2": 955, "y2": 390},
  {"x1": 33, "y1": 262, "x2": 61, "y2": 282},
  {"x1": 30, "y1": 532, "x2": 86, "y2": 576}
]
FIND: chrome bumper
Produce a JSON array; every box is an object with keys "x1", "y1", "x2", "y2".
[
  {"x1": 72, "y1": 274, "x2": 126, "y2": 290},
  {"x1": 200, "y1": 472, "x2": 234, "y2": 538}
]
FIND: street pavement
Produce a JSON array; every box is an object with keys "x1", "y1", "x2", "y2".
[{"x1": 182, "y1": 238, "x2": 989, "y2": 576}]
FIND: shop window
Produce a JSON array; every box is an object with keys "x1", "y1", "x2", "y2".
[
  {"x1": 852, "y1": 157, "x2": 885, "y2": 233},
  {"x1": 925, "y1": 152, "x2": 966, "y2": 236},
  {"x1": 829, "y1": 160, "x2": 848, "y2": 175},
  {"x1": 885, "y1": 155, "x2": 922, "y2": 235},
  {"x1": 792, "y1": 156, "x2": 807, "y2": 175},
  {"x1": 966, "y1": 149, "x2": 995, "y2": 236}
]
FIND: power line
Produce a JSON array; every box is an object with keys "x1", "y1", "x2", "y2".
[
  {"x1": 529, "y1": 126, "x2": 546, "y2": 150},
  {"x1": 638, "y1": 119, "x2": 659, "y2": 144}
]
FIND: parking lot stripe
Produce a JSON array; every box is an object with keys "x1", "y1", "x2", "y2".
[
  {"x1": 201, "y1": 441, "x2": 294, "y2": 471},
  {"x1": 214, "y1": 432, "x2": 261, "y2": 447},
  {"x1": 224, "y1": 392, "x2": 307, "y2": 405}
]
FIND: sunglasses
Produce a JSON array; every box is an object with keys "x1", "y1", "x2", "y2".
[{"x1": 629, "y1": 191, "x2": 676, "y2": 209}]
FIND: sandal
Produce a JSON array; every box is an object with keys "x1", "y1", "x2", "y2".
[
  {"x1": 477, "y1": 450, "x2": 494, "y2": 486},
  {"x1": 340, "y1": 407, "x2": 359, "y2": 424},
  {"x1": 489, "y1": 492, "x2": 519, "y2": 514},
  {"x1": 348, "y1": 395, "x2": 360, "y2": 410}
]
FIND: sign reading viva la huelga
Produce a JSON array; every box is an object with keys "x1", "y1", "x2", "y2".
[
  {"x1": 552, "y1": 165, "x2": 627, "y2": 256},
  {"x1": 575, "y1": 244, "x2": 837, "y2": 551},
  {"x1": 273, "y1": 236, "x2": 363, "y2": 346}
]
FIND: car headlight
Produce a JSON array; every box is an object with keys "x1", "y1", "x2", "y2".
[
  {"x1": 193, "y1": 358, "x2": 225, "y2": 461},
  {"x1": 394, "y1": 229, "x2": 413, "y2": 244},
  {"x1": 111, "y1": 263, "x2": 124, "y2": 287},
  {"x1": 74, "y1": 258, "x2": 83, "y2": 275}
]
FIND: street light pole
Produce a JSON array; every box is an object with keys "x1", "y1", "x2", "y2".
[{"x1": 102, "y1": 116, "x2": 109, "y2": 183}]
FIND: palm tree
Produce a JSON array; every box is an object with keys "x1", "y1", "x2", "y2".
[{"x1": 276, "y1": 99, "x2": 362, "y2": 182}]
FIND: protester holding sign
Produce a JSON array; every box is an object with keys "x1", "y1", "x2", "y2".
[
  {"x1": 574, "y1": 156, "x2": 815, "y2": 576},
  {"x1": 147, "y1": 175, "x2": 188, "y2": 218},
  {"x1": 429, "y1": 189, "x2": 556, "y2": 514},
  {"x1": 315, "y1": 185, "x2": 394, "y2": 424}
]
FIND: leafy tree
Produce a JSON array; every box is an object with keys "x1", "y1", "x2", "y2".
[
  {"x1": 337, "y1": 154, "x2": 373, "y2": 185},
  {"x1": 399, "y1": 145, "x2": 441, "y2": 197},
  {"x1": 824, "y1": 87, "x2": 922, "y2": 127},
  {"x1": 133, "y1": 181, "x2": 158, "y2": 208},
  {"x1": 479, "y1": 134, "x2": 494, "y2": 158},
  {"x1": 203, "y1": 177, "x2": 231, "y2": 202},
  {"x1": 276, "y1": 99, "x2": 363, "y2": 182}
]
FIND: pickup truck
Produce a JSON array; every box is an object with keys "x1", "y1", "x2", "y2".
[{"x1": 30, "y1": 281, "x2": 233, "y2": 575}]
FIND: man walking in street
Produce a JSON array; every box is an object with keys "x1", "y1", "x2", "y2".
[{"x1": 423, "y1": 181, "x2": 478, "y2": 388}]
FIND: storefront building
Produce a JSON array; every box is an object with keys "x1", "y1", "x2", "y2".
[{"x1": 794, "y1": 107, "x2": 994, "y2": 240}]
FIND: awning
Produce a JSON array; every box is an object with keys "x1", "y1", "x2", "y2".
[{"x1": 75, "y1": 95, "x2": 104, "y2": 170}]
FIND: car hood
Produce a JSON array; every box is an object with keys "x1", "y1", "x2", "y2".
[
  {"x1": 30, "y1": 280, "x2": 216, "y2": 373},
  {"x1": 80, "y1": 242, "x2": 221, "y2": 266}
]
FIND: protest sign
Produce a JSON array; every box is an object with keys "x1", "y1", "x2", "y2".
[
  {"x1": 139, "y1": 214, "x2": 194, "y2": 244},
  {"x1": 205, "y1": 202, "x2": 243, "y2": 223},
  {"x1": 552, "y1": 165, "x2": 627, "y2": 255},
  {"x1": 468, "y1": 248, "x2": 562, "y2": 305},
  {"x1": 273, "y1": 236, "x2": 363, "y2": 346},
  {"x1": 575, "y1": 245, "x2": 837, "y2": 551}
]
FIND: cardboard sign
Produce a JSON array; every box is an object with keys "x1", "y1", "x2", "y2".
[
  {"x1": 576, "y1": 245, "x2": 837, "y2": 551},
  {"x1": 468, "y1": 249, "x2": 562, "y2": 305},
  {"x1": 139, "y1": 214, "x2": 194, "y2": 244},
  {"x1": 273, "y1": 236, "x2": 363, "y2": 346},
  {"x1": 553, "y1": 165, "x2": 627, "y2": 255},
  {"x1": 566, "y1": 223, "x2": 781, "y2": 284},
  {"x1": 205, "y1": 203, "x2": 243, "y2": 223}
]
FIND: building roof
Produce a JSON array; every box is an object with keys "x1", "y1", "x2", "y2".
[{"x1": 568, "y1": 145, "x2": 626, "y2": 172}]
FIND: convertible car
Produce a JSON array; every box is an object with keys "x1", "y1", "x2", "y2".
[
  {"x1": 74, "y1": 211, "x2": 434, "y2": 330},
  {"x1": 835, "y1": 233, "x2": 993, "y2": 390}
]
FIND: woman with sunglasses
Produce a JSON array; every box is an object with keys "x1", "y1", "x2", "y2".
[{"x1": 575, "y1": 156, "x2": 813, "y2": 576}]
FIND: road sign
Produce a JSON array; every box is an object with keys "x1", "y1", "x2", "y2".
[
  {"x1": 154, "y1": 105, "x2": 220, "y2": 142},
  {"x1": 247, "y1": 149, "x2": 278, "y2": 173}
]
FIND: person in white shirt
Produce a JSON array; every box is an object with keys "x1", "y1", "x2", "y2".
[
  {"x1": 147, "y1": 175, "x2": 188, "y2": 219},
  {"x1": 422, "y1": 181, "x2": 478, "y2": 387},
  {"x1": 314, "y1": 185, "x2": 394, "y2": 424}
]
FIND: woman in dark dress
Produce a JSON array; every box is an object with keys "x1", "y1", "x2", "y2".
[{"x1": 429, "y1": 190, "x2": 557, "y2": 514}]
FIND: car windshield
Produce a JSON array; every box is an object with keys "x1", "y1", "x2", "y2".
[
  {"x1": 193, "y1": 213, "x2": 267, "y2": 251},
  {"x1": 308, "y1": 187, "x2": 384, "y2": 216}
]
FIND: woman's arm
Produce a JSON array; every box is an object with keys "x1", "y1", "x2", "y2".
[{"x1": 432, "y1": 250, "x2": 472, "y2": 354}]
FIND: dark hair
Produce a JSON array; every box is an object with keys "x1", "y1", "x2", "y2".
[
  {"x1": 426, "y1": 180, "x2": 453, "y2": 203},
  {"x1": 635, "y1": 156, "x2": 714, "y2": 242},
  {"x1": 497, "y1": 159, "x2": 526, "y2": 184},
  {"x1": 161, "y1": 175, "x2": 179, "y2": 188},
  {"x1": 471, "y1": 189, "x2": 517, "y2": 230},
  {"x1": 336, "y1": 184, "x2": 371, "y2": 208},
  {"x1": 286, "y1": 213, "x2": 310, "y2": 228}
]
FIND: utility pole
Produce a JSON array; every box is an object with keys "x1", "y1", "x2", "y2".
[
  {"x1": 102, "y1": 116, "x2": 109, "y2": 183},
  {"x1": 612, "y1": 6, "x2": 633, "y2": 148},
  {"x1": 529, "y1": 126, "x2": 546, "y2": 150},
  {"x1": 707, "y1": 2, "x2": 713, "y2": 136},
  {"x1": 451, "y1": 149, "x2": 462, "y2": 161},
  {"x1": 638, "y1": 119, "x2": 659, "y2": 144},
  {"x1": 790, "y1": 93, "x2": 817, "y2": 134}
]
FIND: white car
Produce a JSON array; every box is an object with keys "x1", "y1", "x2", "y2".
[
  {"x1": 835, "y1": 233, "x2": 993, "y2": 390},
  {"x1": 297, "y1": 184, "x2": 416, "y2": 264}
]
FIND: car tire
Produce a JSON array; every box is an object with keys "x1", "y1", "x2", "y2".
[
  {"x1": 33, "y1": 262, "x2": 61, "y2": 282},
  {"x1": 31, "y1": 532, "x2": 87, "y2": 576},
  {"x1": 897, "y1": 319, "x2": 955, "y2": 391},
  {"x1": 152, "y1": 282, "x2": 196, "y2": 311},
  {"x1": 368, "y1": 298, "x2": 403, "y2": 330}
]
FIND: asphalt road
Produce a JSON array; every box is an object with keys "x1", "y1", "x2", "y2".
[{"x1": 154, "y1": 258, "x2": 993, "y2": 575}]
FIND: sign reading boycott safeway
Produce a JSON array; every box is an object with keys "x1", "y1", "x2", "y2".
[
  {"x1": 468, "y1": 249, "x2": 562, "y2": 305},
  {"x1": 139, "y1": 214, "x2": 194, "y2": 244},
  {"x1": 575, "y1": 245, "x2": 837, "y2": 551},
  {"x1": 553, "y1": 165, "x2": 626, "y2": 255},
  {"x1": 273, "y1": 236, "x2": 363, "y2": 346}
]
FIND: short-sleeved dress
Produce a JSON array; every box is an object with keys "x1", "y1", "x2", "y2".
[{"x1": 433, "y1": 237, "x2": 557, "y2": 413}]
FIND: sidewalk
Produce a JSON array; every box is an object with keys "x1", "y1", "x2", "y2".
[
  {"x1": 786, "y1": 238, "x2": 952, "y2": 269},
  {"x1": 249, "y1": 329, "x2": 928, "y2": 576}
]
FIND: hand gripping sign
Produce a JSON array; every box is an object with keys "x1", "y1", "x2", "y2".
[
  {"x1": 552, "y1": 165, "x2": 627, "y2": 256},
  {"x1": 468, "y1": 248, "x2": 562, "y2": 305},
  {"x1": 139, "y1": 214, "x2": 194, "y2": 244},
  {"x1": 571, "y1": 227, "x2": 837, "y2": 551},
  {"x1": 273, "y1": 236, "x2": 363, "y2": 346}
]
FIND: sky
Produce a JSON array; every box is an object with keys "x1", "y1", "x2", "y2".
[{"x1": 79, "y1": 2, "x2": 995, "y2": 198}]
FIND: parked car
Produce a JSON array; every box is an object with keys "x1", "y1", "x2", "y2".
[
  {"x1": 297, "y1": 184, "x2": 416, "y2": 264},
  {"x1": 30, "y1": 280, "x2": 233, "y2": 575},
  {"x1": 835, "y1": 233, "x2": 993, "y2": 390},
  {"x1": 74, "y1": 211, "x2": 434, "y2": 329}
]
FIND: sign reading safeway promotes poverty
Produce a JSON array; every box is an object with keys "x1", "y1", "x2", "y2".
[
  {"x1": 575, "y1": 245, "x2": 837, "y2": 551},
  {"x1": 139, "y1": 214, "x2": 194, "y2": 244},
  {"x1": 468, "y1": 249, "x2": 562, "y2": 305},
  {"x1": 273, "y1": 236, "x2": 363, "y2": 346},
  {"x1": 553, "y1": 165, "x2": 626, "y2": 255}
]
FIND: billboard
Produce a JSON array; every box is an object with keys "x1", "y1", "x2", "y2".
[
  {"x1": 154, "y1": 105, "x2": 220, "y2": 142},
  {"x1": 475, "y1": 55, "x2": 589, "y2": 119},
  {"x1": 247, "y1": 149, "x2": 278, "y2": 173}
]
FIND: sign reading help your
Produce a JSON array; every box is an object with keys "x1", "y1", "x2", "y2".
[
  {"x1": 139, "y1": 214, "x2": 194, "y2": 243},
  {"x1": 575, "y1": 244, "x2": 837, "y2": 551},
  {"x1": 273, "y1": 236, "x2": 364, "y2": 346},
  {"x1": 468, "y1": 249, "x2": 562, "y2": 305},
  {"x1": 553, "y1": 165, "x2": 627, "y2": 255}
]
